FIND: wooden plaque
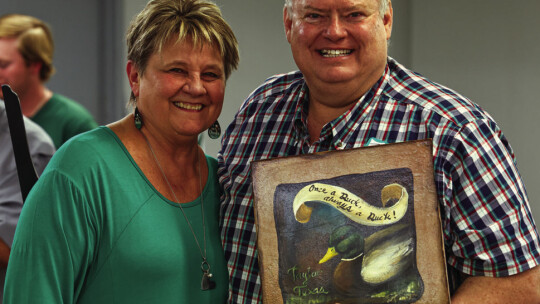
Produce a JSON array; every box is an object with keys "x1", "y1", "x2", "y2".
[{"x1": 251, "y1": 140, "x2": 450, "y2": 304}]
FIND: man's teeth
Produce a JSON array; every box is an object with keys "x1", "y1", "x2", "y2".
[
  {"x1": 174, "y1": 102, "x2": 202, "y2": 110},
  {"x1": 320, "y1": 49, "x2": 352, "y2": 57}
]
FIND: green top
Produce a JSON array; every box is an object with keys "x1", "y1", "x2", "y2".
[
  {"x1": 4, "y1": 127, "x2": 229, "y2": 303},
  {"x1": 31, "y1": 93, "x2": 98, "y2": 148}
]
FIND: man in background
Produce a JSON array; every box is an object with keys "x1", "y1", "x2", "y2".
[
  {"x1": 0, "y1": 100, "x2": 55, "y2": 302},
  {"x1": 0, "y1": 14, "x2": 97, "y2": 148},
  {"x1": 218, "y1": 0, "x2": 540, "y2": 303}
]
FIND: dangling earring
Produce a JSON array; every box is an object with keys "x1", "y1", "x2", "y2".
[
  {"x1": 207, "y1": 120, "x2": 221, "y2": 139},
  {"x1": 134, "y1": 107, "x2": 143, "y2": 130}
]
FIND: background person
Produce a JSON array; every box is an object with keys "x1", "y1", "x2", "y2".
[
  {"x1": 218, "y1": 0, "x2": 540, "y2": 303},
  {"x1": 0, "y1": 100, "x2": 55, "y2": 303},
  {"x1": 3, "y1": 0, "x2": 238, "y2": 302},
  {"x1": 0, "y1": 14, "x2": 97, "y2": 148}
]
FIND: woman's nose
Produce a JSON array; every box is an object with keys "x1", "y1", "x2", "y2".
[{"x1": 182, "y1": 75, "x2": 206, "y2": 96}]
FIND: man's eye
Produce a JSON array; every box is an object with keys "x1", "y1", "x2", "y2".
[
  {"x1": 348, "y1": 12, "x2": 365, "y2": 19},
  {"x1": 305, "y1": 13, "x2": 322, "y2": 21}
]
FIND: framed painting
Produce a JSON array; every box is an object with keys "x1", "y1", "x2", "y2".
[{"x1": 251, "y1": 140, "x2": 450, "y2": 304}]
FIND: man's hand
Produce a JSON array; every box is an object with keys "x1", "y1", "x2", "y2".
[{"x1": 452, "y1": 266, "x2": 540, "y2": 304}]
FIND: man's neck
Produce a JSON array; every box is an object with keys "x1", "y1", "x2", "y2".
[
  {"x1": 305, "y1": 82, "x2": 372, "y2": 144},
  {"x1": 304, "y1": 68, "x2": 386, "y2": 144},
  {"x1": 20, "y1": 85, "x2": 52, "y2": 118},
  {"x1": 307, "y1": 99, "x2": 354, "y2": 144}
]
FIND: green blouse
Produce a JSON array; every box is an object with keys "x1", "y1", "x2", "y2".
[{"x1": 4, "y1": 127, "x2": 228, "y2": 303}]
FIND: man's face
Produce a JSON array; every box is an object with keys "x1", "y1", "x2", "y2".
[
  {"x1": 0, "y1": 38, "x2": 36, "y2": 100},
  {"x1": 284, "y1": 0, "x2": 392, "y2": 99}
]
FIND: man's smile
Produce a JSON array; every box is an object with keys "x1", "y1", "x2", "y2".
[{"x1": 318, "y1": 49, "x2": 353, "y2": 57}]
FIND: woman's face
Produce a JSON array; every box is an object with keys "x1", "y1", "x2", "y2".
[{"x1": 127, "y1": 37, "x2": 225, "y2": 141}]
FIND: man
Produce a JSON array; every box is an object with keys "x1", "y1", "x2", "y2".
[
  {"x1": 0, "y1": 100, "x2": 55, "y2": 302},
  {"x1": 218, "y1": 0, "x2": 540, "y2": 303},
  {"x1": 0, "y1": 14, "x2": 98, "y2": 148}
]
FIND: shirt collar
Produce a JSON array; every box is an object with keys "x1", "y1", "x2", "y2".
[
  {"x1": 332, "y1": 63, "x2": 391, "y2": 149},
  {"x1": 292, "y1": 61, "x2": 391, "y2": 150},
  {"x1": 292, "y1": 81, "x2": 310, "y2": 142}
]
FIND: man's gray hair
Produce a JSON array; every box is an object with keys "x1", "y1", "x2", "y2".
[{"x1": 285, "y1": 0, "x2": 390, "y2": 18}]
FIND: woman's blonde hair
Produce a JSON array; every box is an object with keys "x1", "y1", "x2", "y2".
[
  {"x1": 0, "y1": 14, "x2": 55, "y2": 82},
  {"x1": 126, "y1": 0, "x2": 239, "y2": 104}
]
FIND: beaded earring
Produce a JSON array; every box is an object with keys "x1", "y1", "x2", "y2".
[
  {"x1": 134, "y1": 107, "x2": 143, "y2": 130},
  {"x1": 207, "y1": 120, "x2": 221, "y2": 139}
]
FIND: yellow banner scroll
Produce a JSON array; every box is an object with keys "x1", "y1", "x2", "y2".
[{"x1": 292, "y1": 183, "x2": 408, "y2": 226}]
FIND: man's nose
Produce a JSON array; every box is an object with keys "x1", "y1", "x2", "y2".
[{"x1": 323, "y1": 16, "x2": 347, "y2": 40}]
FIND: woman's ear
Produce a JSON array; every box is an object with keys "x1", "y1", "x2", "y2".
[{"x1": 126, "y1": 60, "x2": 140, "y2": 98}]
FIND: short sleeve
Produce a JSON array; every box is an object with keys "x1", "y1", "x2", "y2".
[
  {"x1": 442, "y1": 119, "x2": 540, "y2": 277},
  {"x1": 4, "y1": 170, "x2": 97, "y2": 303}
]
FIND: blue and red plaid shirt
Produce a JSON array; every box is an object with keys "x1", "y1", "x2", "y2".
[{"x1": 218, "y1": 57, "x2": 540, "y2": 303}]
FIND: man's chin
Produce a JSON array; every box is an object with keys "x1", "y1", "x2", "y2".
[{"x1": 315, "y1": 70, "x2": 358, "y2": 85}]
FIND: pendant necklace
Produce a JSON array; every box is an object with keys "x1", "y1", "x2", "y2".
[{"x1": 141, "y1": 131, "x2": 215, "y2": 291}]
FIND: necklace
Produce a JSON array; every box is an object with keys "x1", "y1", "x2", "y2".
[{"x1": 140, "y1": 131, "x2": 215, "y2": 291}]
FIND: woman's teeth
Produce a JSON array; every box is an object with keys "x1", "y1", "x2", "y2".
[{"x1": 174, "y1": 102, "x2": 202, "y2": 110}]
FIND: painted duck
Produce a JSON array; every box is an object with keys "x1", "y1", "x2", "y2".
[{"x1": 319, "y1": 223, "x2": 422, "y2": 298}]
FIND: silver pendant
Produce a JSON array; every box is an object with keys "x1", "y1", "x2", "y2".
[
  {"x1": 201, "y1": 272, "x2": 215, "y2": 290},
  {"x1": 201, "y1": 259, "x2": 215, "y2": 290}
]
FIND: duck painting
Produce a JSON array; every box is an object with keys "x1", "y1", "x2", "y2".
[{"x1": 319, "y1": 223, "x2": 424, "y2": 303}]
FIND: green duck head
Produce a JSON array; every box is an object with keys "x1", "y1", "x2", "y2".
[{"x1": 319, "y1": 225, "x2": 365, "y2": 264}]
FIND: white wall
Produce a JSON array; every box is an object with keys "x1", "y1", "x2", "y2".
[
  {"x1": 408, "y1": 0, "x2": 540, "y2": 221},
  {"x1": 209, "y1": 1, "x2": 297, "y2": 152}
]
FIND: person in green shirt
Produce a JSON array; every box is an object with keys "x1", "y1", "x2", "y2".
[
  {"x1": 0, "y1": 14, "x2": 98, "y2": 148},
  {"x1": 3, "y1": 0, "x2": 239, "y2": 303}
]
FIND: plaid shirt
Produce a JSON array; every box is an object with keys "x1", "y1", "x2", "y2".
[{"x1": 218, "y1": 57, "x2": 540, "y2": 303}]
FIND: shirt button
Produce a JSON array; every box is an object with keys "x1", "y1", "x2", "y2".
[{"x1": 336, "y1": 141, "x2": 344, "y2": 149}]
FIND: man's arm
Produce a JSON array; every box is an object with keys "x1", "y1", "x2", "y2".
[{"x1": 452, "y1": 266, "x2": 540, "y2": 304}]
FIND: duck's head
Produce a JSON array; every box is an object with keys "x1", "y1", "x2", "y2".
[{"x1": 319, "y1": 225, "x2": 365, "y2": 264}]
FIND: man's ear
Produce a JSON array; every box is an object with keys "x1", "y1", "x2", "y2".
[
  {"x1": 126, "y1": 60, "x2": 140, "y2": 98},
  {"x1": 283, "y1": 5, "x2": 293, "y2": 43},
  {"x1": 384, "y1": 1, "x2": 393, "y2": 40}
]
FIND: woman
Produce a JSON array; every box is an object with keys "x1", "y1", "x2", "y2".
[{"x1": 3, "y1": 0, "x2": 239, "y2": 303}]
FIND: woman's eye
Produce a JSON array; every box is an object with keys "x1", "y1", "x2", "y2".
[
  {"x1": 170, "y1": 68, "x2": 186, "y2": 74},
  {"x1": 203, "y1": 72, "x2": 221, "y2": 80}
]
